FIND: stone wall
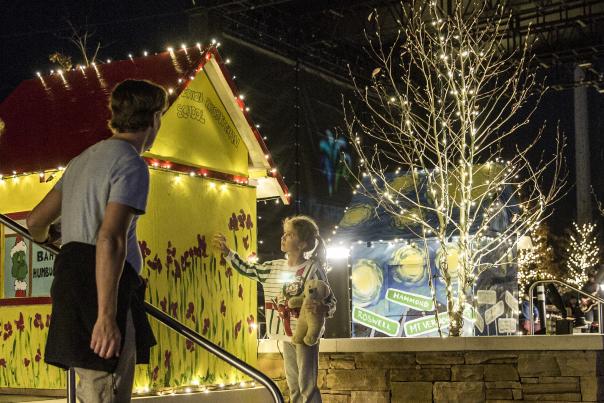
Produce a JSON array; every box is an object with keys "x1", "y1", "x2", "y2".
[{"x1": 258, "y1": 350, "x2": 604, "y2": 402}]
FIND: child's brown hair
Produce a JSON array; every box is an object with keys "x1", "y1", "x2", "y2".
[{"x1": 284, "y1": 215, "x2": 327, "y2": 268}]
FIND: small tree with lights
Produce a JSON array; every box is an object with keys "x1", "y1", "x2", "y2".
[
  {"x1": 344, "y1": 2, "x2": 565, "y2": 336},
  {"x1": 563, "y1": 222, "x2": 600, "y2": 288},
  {"x1": 517, "y1": 223, "x2": 559, "y2": 298}
]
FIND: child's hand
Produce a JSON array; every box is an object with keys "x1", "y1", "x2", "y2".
[{"x1": 212, "y1": 233, "x2": 230, "y2": 255}]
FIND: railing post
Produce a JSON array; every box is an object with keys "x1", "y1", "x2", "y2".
[
  {"x1": 598, "y1": 302, "x2": 604, "y2": 334},
  {"x1": 67, "y1": 368, "x2": 76, "y2": 402}
]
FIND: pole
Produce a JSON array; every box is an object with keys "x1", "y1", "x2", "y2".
[{"x1": 574, "y1": 65, "x2": 592, "y2": 225}]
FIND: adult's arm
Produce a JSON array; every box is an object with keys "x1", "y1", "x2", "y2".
[
  {"x1": 26, "y1": 188, "x2": 62, "y2": 243},
  {"x1": 90, "y1": 202, "x2": 134, "y2": 359}
]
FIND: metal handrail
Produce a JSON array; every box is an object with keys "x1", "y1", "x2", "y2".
[
  {"x1": 0, "y1": 213, "x2": 284, "y2": 403},
  {"x1": 528, "y1": 279, "x2": 604, "y2": 336}
]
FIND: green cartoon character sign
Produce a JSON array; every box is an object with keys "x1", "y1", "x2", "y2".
[{"x1": 10, "y1": 236, "x2": 28, "y2": 297}]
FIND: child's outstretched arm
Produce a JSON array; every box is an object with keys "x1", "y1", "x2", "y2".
[{"x1": 212, "y1": 233, "x2": 272, "y2": 283}]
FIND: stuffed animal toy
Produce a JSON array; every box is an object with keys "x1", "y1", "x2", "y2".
[{"x1": 288, "y1": 279, "x2": 331, "y2": 346}]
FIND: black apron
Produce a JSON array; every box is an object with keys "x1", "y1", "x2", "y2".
[{"x1": 45, "y1": 242, "x2": 156, "y2": 372}]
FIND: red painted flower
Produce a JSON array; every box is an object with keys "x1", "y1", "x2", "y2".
[
  {"x1": 237, "y1": 209, "x2": 246, "y2": 229},
  {"x1": 202, "y1": 318, "x2": 210, "y2": 335},
  {"x1": 164, "y1": 350, "x2": 171, "y2": 368},
  {"x1": 185, "y1": 339, "x2": 195, "y2": 352},
  {"x1": 243, "y1": 235, "x2": 249, "y2": 250},
  {"x1": 169, "y1": 302, "x2": 178, "y2": 317},
  {"x1": 151, "y1": 366, "x2": 159, "y2": 381},
  {"x1": 173, "y1": 260, "x2": 182, "y2": 279},
  {"x1": 234, "y1": 320, "x2": 242, "y2": 339},
  {"x1": 35, "y1": 348, "x2": 42, "y2": 362},
  {"x1": 228, "y1": 213, "x2": 239, "y2": 231},
  {"x1": 247, "y1": 315, "x2": 255, "y2": 334},
  {"x1": 45, "y1": 314, "x2": 51, "y2": 328},
  {"x1": 149, "y1": 254, "x2": 163, "y2": 274},
  {"x1": 15, "y1": 313, "x2": 24, "y2": 332},
  {"x1": 34, "y1": 313, "x2": 44, "y2": 330},
  {"x1": 245, "y1": 214, "x2": 253, "y2": 230},
  {"x1": 180, "y1": 254, "x2": 189, "y2": 272},
  {"x1": 0, "y1": 358, "x2": 6, "y2": 368},
  {"x1": 166, "y1": 241, "x2": 176, "y2": 258},
  {"x1": 219, "y1": 253, "x2": 227, "y2": 267},
  {"x1": 238, "y1": 285, "x2": 244, "y2": 300},
  {"x1": 3, "y1": 322, "x2": 12, "y2": 340},
  {"x1": 220, "y1": 301, "x2": 226, "y2": 316},
  {"x1": 225, "y1": 266, "x2": 232, "y2": 278},
  {"x1": 185, "y1": 302, "x2": 196, "y2": 322},
  {"x1": 138, "y1": 240, "x2": 151, "y2": 259},
  {"x1": 159, "y1": 297, "x2": 167, "y2": 313},
  {"x1": 197, "y1": 235, "x2": 209, "y2": 258},
  {"x1": 23, "y1": 358, "x2": 30, "y2": 367}
]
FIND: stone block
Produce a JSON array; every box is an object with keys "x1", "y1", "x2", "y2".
[
  {"x1": 486, "y1": 389, "x2": 513, "y2": 400},
  {"x1": 325, "y1": 369, "x2": 388, "y2": 391},
  {"x1": 538, "y1": 376, "x2": 579, "y2": 384},
  {"x1": 523, "y1": 392, "x2": 581, "y2": 401},
  {"x1": 391, "y1": 367, "x2": 450, "y2": 381},
  {"x1": 555, "y1": 351, "x2": 597, "y2": 377},
  {"x1": 350, "y1": 391, "x2": 389, "y2": 403},
  {"x1": 355, "y1": 352, "x2": 415, "y2": 368},
  {"x1": 319, "y1": 354, "x2": 330, "y2": 370},
  {"x1": 417, "y1": 351, "x2": 464, "y2": 365},
  {"x1": 484, "y1": 365, "x2": 519, "y2": 381},
  {"x1": 522, "y1": 382, "x2": 580, "y2": 394},
  {"x1": 391, "y1": 381, "x2": 432, "y2": 403},
  {"x1": 433, "y1": 381, "x2": 485, "y2": 402},
  {"x1": 521, "y1": 377, "x2": 539, "y2": 383},
  {"x1": 318, "y1": 369, "x2": 327, "y2": 389},
  {"x1": 329, "y1": 356, "x2": 356, "y2": 370},
  {"x1": 257, "y1": 353, "x2": 285, "y2": 379},
  {"x1": 485, "y1": 381, "x2": 521, "y2": 389},
  {"x1": 465, "y1": 352, "x2": 519, "y2": 364},
  {"x1": 579, "y1": 376, "x2": 600, "y2": 402},
  {"x1": 321, "y1": 392, "x2": 351, "y2": 403},
  {"x1": 451, "y1": 365, "x2": 484, "y2": 381},
  {"x1": 512, "y1": 388, "x2": 522, "y2": 400},
  {"x1": 517, "y1": 353, "x2": 561, "y2": 377}
]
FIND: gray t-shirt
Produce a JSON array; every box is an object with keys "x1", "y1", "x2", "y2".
[{"x1": 54, "y1": 139, "x2": 149, "y2": 273}]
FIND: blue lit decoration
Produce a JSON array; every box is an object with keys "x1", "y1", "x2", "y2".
[
  {"x1": 335, "y1": 170, "x2": 519, "y2": 337},
  {"x1": 319, "y1": 130, "x2": 351, "y2": 196}
]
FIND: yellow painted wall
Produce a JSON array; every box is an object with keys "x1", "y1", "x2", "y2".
[
  {"x1": 0, "y1": 172, "x2": 63, "y2": 216},
  {"x1": 0, "y1": 170, "x2": 258, "y2": 390},
  {"x1": 147, "y1": 69, "x2": 249, "y2": 177}
]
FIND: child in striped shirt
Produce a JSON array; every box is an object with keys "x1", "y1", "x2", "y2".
[{"x1": 213, "y1": 215, "x2": 336, "y2": 403}]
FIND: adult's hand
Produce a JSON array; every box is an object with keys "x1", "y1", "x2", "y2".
[
  {"x1": 212, "y1": 233, "x2": 229, "y2": 255},
  {"x1": 90, "y1": 316, "x2": 122, "y2": 359}
]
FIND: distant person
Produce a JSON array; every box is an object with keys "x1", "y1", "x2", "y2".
[
  {"x1": 27, "y1": 80, "x2": 166, "y2": 402},
  {"x1": 213, "y1": 215, "x2": 336, "y2": 403}
]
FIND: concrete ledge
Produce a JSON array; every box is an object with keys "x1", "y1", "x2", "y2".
[{"x1": 258, "y1": 335, "x2": 604, "y2": 353}]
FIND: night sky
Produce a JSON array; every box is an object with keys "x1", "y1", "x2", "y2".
[{"x1": 1, "y1": 1, "x2": 602, "y2": 246}]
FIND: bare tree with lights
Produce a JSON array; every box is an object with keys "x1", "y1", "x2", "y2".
[{"x1": 344, "y1": 1, "x2": 566, "y2": 336}]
